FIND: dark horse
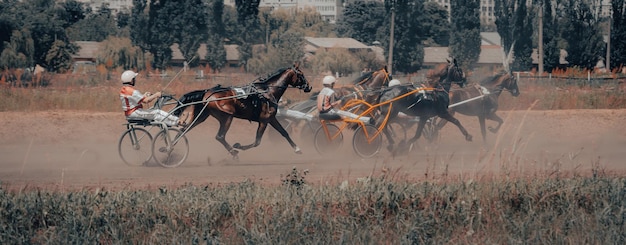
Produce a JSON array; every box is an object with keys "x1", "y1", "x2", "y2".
[
  {"x1": 436, "y1": 71, "x2": 520, "y2": 143},
  {"x1": 375, "y1": 58, "x2": 472, "y2": 152},
  {"x1": 173, "y1": 63, "x2": 312, "y2": 159}
]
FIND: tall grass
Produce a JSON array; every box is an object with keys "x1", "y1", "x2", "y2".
[
  {"x1": 0, "y1": 171, "x2": 624, "y2": 244},
  {"x1": 0, "y1": 70, "x2": 318, "y2": 112}
]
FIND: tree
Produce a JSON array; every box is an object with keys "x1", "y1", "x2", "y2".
[
  {"x1": 562, "y1": 0, "x2": 605, "y2": 69},
  {"x1": 610, "y1": 0, "x2": 626, "y2": 71},
  {"x1": 175, "y1": 0, "x2": 209, "y2": 65},
  {"x1": 511, "y1": 0, "x2": 533, "y2": 71},
  {"x1": 449, "y1": 0, "x2": 481, "y2": 70},
  {"x1": 130, "y1": 0, "x2": 176, "y2": 70},
  {"x1": 309, "y1": 48, "x2": 361, "y2": 76},
  {"x1": 422, "y1": 2, "x2": 450, "y2": 46},
  {"x1": 45, "y1": 40, "x2": 78, "y2": 73},
  {"x1": 336, "y1": 1, "x2": 386, "y2": 45},
  {"x1": 541, "y1": 0, "x2": 561, "y2": 73},
  {"x1": 495, "y1": 0, "x2": 515, "y2": 63},
  {"x1": 234, "y1": 0, "x2": 262, "y2": 69},
  {"x1": 205, "y1": 0, "x2": 227, "y2": 73},
  {"x1": 66, "y1": 4, "x2": 117, "y2": 41},
  {"x1": 96, "y1": 36, "x2": 146, "y2": 70},
  {"x1": 59, "y1": 0, "x2": 89, "y2": 28}
]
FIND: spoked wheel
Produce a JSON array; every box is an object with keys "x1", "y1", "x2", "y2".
[
  {"x1": 422, "y1": 117, "x2": 439, "y2": 143},
  {"x1": 352, "y1": 124, "x2": 382, "y2": 158},
  {"x1": 314, "y1": 123, "x2": 343, "y2": 155},
  {"x1": 152, "y1": 128, "x2": 189, "y2": 168},
  {"x1": 118, "y1": 128, "x2": 153, "y2": 166}
]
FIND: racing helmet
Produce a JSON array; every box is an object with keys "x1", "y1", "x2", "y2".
[
  {"x1": 322, "y1": 75, "x2": 336, "y2": 85},
  {"x1": 121, "y1": 70, "x2": 139, "y2": 84},
  {"x1": 388, "y1": 79, "x2": 401, "y2": 87}
]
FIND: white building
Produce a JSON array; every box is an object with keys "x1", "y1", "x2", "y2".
[{"x1": 225, "y1": 0, "x2": 341, "y2": 23}]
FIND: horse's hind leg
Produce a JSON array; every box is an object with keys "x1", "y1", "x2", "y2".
[
  {"x1": 439, "y1": 113, "x2": 473, "y2": 142},
  {"x1": 214, "y1": 115, "x2": 239, "y2": 159},
  {"x1": 486, "y1": 113, "x2": 503, "y2": 133},
  {"x1": 232, "y1": 121, "x2": 270, "y2": 151}
]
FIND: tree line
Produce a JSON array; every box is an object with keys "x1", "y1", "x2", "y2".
[{"x1": 0, "y1": 0, "x2": 624, "y2": 75}]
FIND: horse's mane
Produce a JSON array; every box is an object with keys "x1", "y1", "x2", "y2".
[
  {"x1": 351, "y1": 71, "x2": 374, "y2": 85},
  {"x1": 480, "y1": 71, "x2": 509, "y2": 87},
  {"x1": 426, "y1": 63, "x2": 447, "y2": 80},
  {"x1": 253, "y1": 67, "x2": 289, "y2": 89}
]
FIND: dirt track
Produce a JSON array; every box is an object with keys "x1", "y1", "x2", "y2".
[{"x1": 1, "y1": 109, "x2": 625, "y2": 190}]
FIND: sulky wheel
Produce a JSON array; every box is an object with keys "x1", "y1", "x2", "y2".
[
  {"x1": 152, "y1": 128, "x2": 189, "y2": 168},
  {"x1": 118, "y1": 128, "x2": 153, "y2": 166},
  {"x1": 352, "y1": 124, "x2": 382, "y2": 158},
  {"x1": 313, "y1": 123, "x2": 343, "y2": 155}
]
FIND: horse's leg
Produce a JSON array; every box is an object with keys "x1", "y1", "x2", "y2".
[
  {"x1": 439, "y1": 113, "x2": 473, "y2": 142},
  {"x1": 233, "y1": 121, "x2": 268, "y2": 151},
  {"x1": 406, "y1": 117, "x2": 428, "y2": 146},
  {"x1": 435, "y1": 110, "x2": 454, "y2": 130},
  {"x1": 486, "y1": 113, "x2": 504, "y2": 133},
  {"x1": 214, "y1": 115, "x2": 239, "y2": 159},
  {"x1": 269, "y1": 117, "x2": 303, "y2": 154},
  {"x1": 478, "y1": 115, "x2": 487, "y2": 144}
]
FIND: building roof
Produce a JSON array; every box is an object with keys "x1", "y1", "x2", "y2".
[
  {"x1": 305, "y1": 37, "x2": 371, "y2": 50},
  {"x1": 480, "y1": 32, "x2": 501, "y2": 46}
]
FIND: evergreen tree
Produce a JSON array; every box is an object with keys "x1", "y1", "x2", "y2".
[
  {"x1": 562, "y1": 0, "x2": 605, "y2": 69},
  {"x1": 541, "y1": 0, "x2": 561, "y2": 73},
  {"x1": 130, "y1": 0, "x2": 176, "y2": 70},
  {"x1": 610, "y1": 0, "x2": 626, "y2": 71},
  {"x1": 175, "y1": 0, "x2": 209, "y2": 66},
  {"x1": 234, "y1": 0, "x2": 261, "y2": 70},
  {"x1": 336, "y1": 1, "x2": 386, "y2": 44},
  {"x1": 205, "y1": 0, "x2": 226, "y2": 73},
  {"x1": 449, "y1": 0, "x2": 481, "y2": 69},
  {"x1": 495, "y1": 0, "x2": 515, "y2": 56},
  {"x1": 511, "y1": 0, "x2": 533, "y2": 71}
]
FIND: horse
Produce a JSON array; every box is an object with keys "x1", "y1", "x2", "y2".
[
  {"x1": 172, "y1": 63, "x2": 312, "y2": 159},
  {"x1": 375, "y1": 58, "x2": 472, "y2": 153},
  {"x1": 335, "y1": 66, "x2": 392, "y2": 104},
  {"x1": 436, "y1": 71, "x2": 520, "y2": 143}
]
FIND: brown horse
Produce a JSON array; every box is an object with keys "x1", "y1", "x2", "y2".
[
  {"x1": 436, "y1": 71, "x2": 520, "y2": 143},
  {"x1": 173, "y1": 64, "x2": 312, "y2": 159},
  {"x1": 335, "y1": 66, "x2": 392, "y2": 104},
  {"x1": 375, "y1": 58, "x2": 472, "y2": 153}
]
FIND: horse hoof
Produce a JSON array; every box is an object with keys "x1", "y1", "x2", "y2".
[
  {"x1": 466, "y1": 135, "x2": 473, "y2": 142},
  {"x1": 386, "y1": 144, "x2": 395, "y2": 152},
  {"x1": 488, "y1": 127, "x2": 497, "y2": 133},
  {"x1": 230, "y1": 149, "x2": 239, "y2": 156},
  {"x1": 294, "y1": 146, "x2": 302, "y2": 154},
  {"x1": 233, "y1": 143, "x2": 241, "y2": 149}
]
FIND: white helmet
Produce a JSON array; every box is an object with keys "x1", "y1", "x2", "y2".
[
  {"x1": 121, "y1": 70, "x2": 138, "y2": 84},
  {"x1": 322, "y1": 75, "x2": 336, "y2": 85},
  {"x1": 388, "y1": 79, "x2": 401, "y2": 87}
]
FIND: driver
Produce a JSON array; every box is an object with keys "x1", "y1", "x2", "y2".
[
  {"x1": 316, "y1": 75, "x2": 372, "y2": 124},
  {"x1": 119, "y1": 70, "x2": 183, "y2": 127}
]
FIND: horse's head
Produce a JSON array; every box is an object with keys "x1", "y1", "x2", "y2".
[
  {"x1": 288, "y1": 63, "x2": 312, "y2": 93},
  {"x1": 501, "y1": 72, "x2": 520, "y2": 97},
  {"x1": 446, "y1": 58, "x2": 466, "y2": 88}
]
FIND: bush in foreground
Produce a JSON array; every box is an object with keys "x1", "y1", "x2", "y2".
[{"x1": 0, "y1": 172, "x2": 624, "y2": 244}]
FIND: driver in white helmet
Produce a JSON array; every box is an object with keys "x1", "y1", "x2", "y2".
[
  {"x1": 316, "y1": 75, "x2": 372, "y2": 124},
  {"x1": 119, "y1": 70, "x2": 183, "y2": 127}
]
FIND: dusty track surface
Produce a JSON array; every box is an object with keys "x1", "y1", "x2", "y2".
[{"x1": 1, "y1": 109, "x2": 625, "y2": 190}]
